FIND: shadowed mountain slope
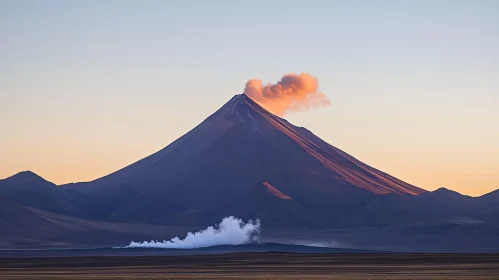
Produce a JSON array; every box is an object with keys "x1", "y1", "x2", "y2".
[
  {"x1": 63, "y1": 94, "x2": 426, "y2": 225},
  {"x1": 1, "y1": 95, "x2": 499, "y2": 250},
  {"x1": 0, "y1": 171, "x2": 92, "y2": 218},
  {"x1": 73, "y1": 95, "x2": 424, "y2": 194}
]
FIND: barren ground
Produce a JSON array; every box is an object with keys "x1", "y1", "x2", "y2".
[{"x1": 0, "y1": 253, "x2": 498, "y2": 279}]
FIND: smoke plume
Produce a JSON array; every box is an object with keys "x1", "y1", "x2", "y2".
[
  {"x1": 125, "y1": 217, "x2": 260, "y2": 249},
  {"x1": 244, "y1": 73, "x2": 330, "y2": 117}
]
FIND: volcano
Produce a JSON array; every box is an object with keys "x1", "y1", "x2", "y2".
[
  {"x1": 65, "y1": 94, "x2": 425, "y2": 226},
  {"x1": 4, "y1": 94, "x2": 499, "y2": 251}
]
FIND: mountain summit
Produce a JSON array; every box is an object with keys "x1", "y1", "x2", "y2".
[
  {"x1": 4, "y1": 95, "x2": 499, "y2": 251},
  {"x1": 68, "y1": 94, "x2": 426, "y2": 225}
]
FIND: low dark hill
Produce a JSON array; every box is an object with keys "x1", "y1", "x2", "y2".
[
  {"x1": 0, "y1": 171, "x2": 92, "y2": 218},
  {"x1": 0, "y1": 198, "x2": 55, "y2": 236},
  {"x1": 0, "y1": 243, "x2": 379, "y2": 257},
  {"x1": 0, "y1": 199, "x2": 195, "y2": 249},
  {"x1": 341, "y1": 187, "x2": 499, "y2": 226},
  {"x1": 0, "y1": 198, "x2": 65, "y2": 248}
]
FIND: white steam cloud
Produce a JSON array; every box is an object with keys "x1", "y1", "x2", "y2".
[{"x1": 125, "y1": 217, "x2": 260, "y2": 249}]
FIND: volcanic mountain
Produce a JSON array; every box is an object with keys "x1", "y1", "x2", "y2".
[
  {"x1": 66, "y1": 94, "x2": 426, "y2": 226},
  {"x1": 3, "y1": 94, "x2": 499, "y2": 251}
]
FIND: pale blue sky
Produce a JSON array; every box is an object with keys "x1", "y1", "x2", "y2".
[{"x1": 1, "y1": 0, "x2": 498, "y2": 195}]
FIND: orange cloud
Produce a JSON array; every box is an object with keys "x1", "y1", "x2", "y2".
[{"x1": 244, "y1": 73, "x2": 330, "y2": 117}]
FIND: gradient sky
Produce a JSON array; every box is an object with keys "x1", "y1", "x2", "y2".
[{"x1": 1, "y1": 0, "x2": 498, "y2": 196}]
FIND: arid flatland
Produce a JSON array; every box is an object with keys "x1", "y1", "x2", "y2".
[{"x1": 0, "y1": 253, "x2": 498, "y2": 279}]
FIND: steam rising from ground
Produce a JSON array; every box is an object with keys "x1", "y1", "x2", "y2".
[
  {"x1": 125, "y1": 217, "x2": 260, "y2": 249},
  {"x1": 244, "y1": 73, "x2": 330, "y2": 117}
]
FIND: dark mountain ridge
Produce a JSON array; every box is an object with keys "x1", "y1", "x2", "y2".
[
  {"x1": 0, "y1": 171, "x2": 92, "y2": 218},
  {"x1": 1, "y1": 94, "x2": 498, "y2": 251}
]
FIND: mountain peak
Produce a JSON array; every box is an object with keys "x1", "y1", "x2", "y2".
[
  {"x1": 221, "y1": 93, "x2": 250, "y2": 107},
  {"x1": 219, "y1": 94, "x2": 268, "y2": 116},
  {"x1": 433, "y1": 187, "x2": 461, "y2": 195},
  {"x1": 228, "y1": 93, "x2": 254, "y2": 104},
  {"x1": 422, "y1": 187, "x2": 469, "y2": 200},
  {"x1": 8, "y1": 170, "x2": 43, "y2": 180},
  {"x1": 2, "y1": 170, "x2": 54, "y2": 187},
  {"x1": 207, "y1": 93, "x2": 281, "y2": 134}
]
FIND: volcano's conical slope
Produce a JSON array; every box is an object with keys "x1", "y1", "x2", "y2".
[{"x1": 71, "y1": 94, "x2": 426, "y2": 225}]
